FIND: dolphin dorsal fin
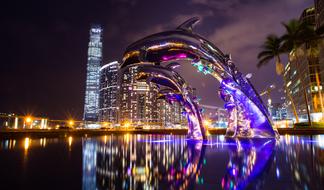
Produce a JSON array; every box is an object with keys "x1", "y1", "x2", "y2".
[{"x1": 177, "y1": 17, "x2": 200, "y2": 33}]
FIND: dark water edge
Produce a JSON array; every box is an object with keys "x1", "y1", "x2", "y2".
[
  {"x1": 0, "y1": 134, "x2": 323, "y2": 190},
  {"x1": 0, "y1": 128, "x2": 323, "y2": 139}
]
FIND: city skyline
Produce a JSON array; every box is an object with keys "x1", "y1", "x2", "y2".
[
  {"x1": 0, "y1": 0, "x2": 313, "y2": 119},
  {"x1": 0, "y1": 1, "x2": 323, "y2": 189}
]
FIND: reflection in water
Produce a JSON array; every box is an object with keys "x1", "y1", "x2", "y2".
[
  {"x1": 82, "y1": 139, "x2": 97, "y2": 189},
  {"x1": 0, "y1": 135, "x2": 322, "y2": 189},
  {"x1": 82, "y1": 135, "x2": 205, "y2": 190},
  {"x1": 222, "y1": 139, "x2": 275, "y2": 190},
  {"x1": 81, "y1": 135, "x2": 324, "y2": 190},
  {"x1": 273, "y1": 135, "x2": 324, "y2": 190}
]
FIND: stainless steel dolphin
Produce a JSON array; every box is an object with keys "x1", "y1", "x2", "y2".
[
  {"x1": 120, "y1": 17, "x2": 278, "y2": 139},
  {"x1": 133, "y1": 63, "x2": 207, "y2": 140}
]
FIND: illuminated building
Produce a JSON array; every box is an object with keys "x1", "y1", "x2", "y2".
[
  {"x1": 117, "y1": 63, "x2": 189, "y2": 128},
  {"x1": 315, "y1": 0, "x2": 324, "y2": 99},
  {"x1": 201, "y1": 106, "x2": 228, "y2": 128},
  {"x1": 315, "y1": 0, "x2": 324, "y2": 30},
  {"x1": 157, "y1": 100, "x2": 186, "y2": 127},
  {"x1": 270, "y1": 103, "x2": 288, "y2": 120},
  {"x1": 98, "y1": 61, "x2": 119, "y2": 124},
  {"x1": 283, "y1": 7, "x2": 324, "y2": 121},
  {"x1": 83, "y1": 24, "x2": 103, "y2": 122},
  {"x1": 118, "y1": 65, "x2": 159, "y2": 125}
]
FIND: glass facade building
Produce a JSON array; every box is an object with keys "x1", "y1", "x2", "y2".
[
  {"x1": 98, "y1": 61, "x2": 119, "y2": 124},
  {"x1": 118, "y1": 64, "x2": 187, "y2": 127},
  {"x1": 157, "y1": 100, "x2": 187, "y2": 127},
  {"x1": 83, "y1": 25, "x2": 103, "y2": 122},
  {"x1": 315, "y1": 0, "x2": 324, "y2": 95},
  {"x1": 283, "y1": 7, "x2": 324, "y2": 121},
  {"x1": 118, "y1": 65, "x2": 160, "y2": 125}
]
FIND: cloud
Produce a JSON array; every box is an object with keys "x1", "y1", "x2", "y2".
[
  {"x1": 190, "y1": 0, "x2": 240, "y2": 11},
  {"x1": 207, "y1": 0, "x2": 312, "y2": 70},
  {"x1": 122, "y1": 0, "x2": 313, "y2": 105},
  {"x1": 125, "y1": 10, "x2": 214, "y2": 43},
  {"x1": 203, "y1": 0, "x2": 312, "y2": 103}
]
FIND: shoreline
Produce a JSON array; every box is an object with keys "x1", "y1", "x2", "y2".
[{"x1": 0, "y1": 128, "x2": 323, "y2": 139}]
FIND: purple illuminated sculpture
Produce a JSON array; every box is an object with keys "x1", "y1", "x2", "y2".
[
  {"x1": 222, "y1": 138, "x2": 275, "y2": 190},
  {"x1": 120, "y1": 17, "x2": 278, "y2": 139},
  {"x1": 121, "y1": 63, "x2": 206, "y2": 140}
]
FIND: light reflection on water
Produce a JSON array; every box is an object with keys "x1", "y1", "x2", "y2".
[{"x1": 0, "y1": 135, "x2": 323, "y2": 189}]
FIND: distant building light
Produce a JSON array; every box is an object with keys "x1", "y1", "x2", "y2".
[{"x1": 286, "y1": 81, "x2": 292, "y2": 87}]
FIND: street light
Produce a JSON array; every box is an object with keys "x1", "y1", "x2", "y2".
[
  {"x1": 24, "y1": 116, "x2": 33, "y2": 129},
  {"x1": 25, "y1": 116, "x2": 32, "y2": 123},
  {"x1": 124, "y1": 121, "x2": 131, "y2": 128},
  {"x1": 68, "y1": 120, "x2": 74, "y2": 127}
]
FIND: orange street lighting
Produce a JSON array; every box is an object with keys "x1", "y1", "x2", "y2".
[
  {"x1": 203, "y1": 119, "x2": 211, "y2": 127},
  {"x1": 68, "y1": 120, "x2": 74, "y2": 126},
  {"x1": 124, "y1": 121, "x2": 131, "y2": 128},
  {"x1": 25, "y1": 116, "x2": 32, "y2": 123}
]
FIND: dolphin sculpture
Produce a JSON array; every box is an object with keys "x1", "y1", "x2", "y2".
[
  {"x1": 121, "y1": 17, "x2": 278, "y2": 139},
  {"x1": 133, "y1": 63, "x2": 207, "y2": 140}
]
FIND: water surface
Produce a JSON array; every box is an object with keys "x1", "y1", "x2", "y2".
[{"x1": 0, "y1": 135, "x2": 323, "y2": 189}]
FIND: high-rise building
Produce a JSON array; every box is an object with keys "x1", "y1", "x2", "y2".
[
  {"x1": 118, "y1": 65, "x2": 160, "y2": 125},
  {"x1": 283, "y1": 7, "x2": 324, "y2": 121},
  {"x1": 270, "y1": 103, "x2": 288, "y2": 120},
  {"x1": 83, "y1": 25, "x2": 103, "y2": 122},
  {"x1": 315, "y1": 0, "x2": 324, "y2": 30},
  {"x1": 315, "y1": 0, "x2": 324, "y2": 95},
  {"x1": 157, "y1": 100, "x2": 186, "y2": 127},
  {"x1": 98, "y1": 61, "x2": 119, "y2": 124}
]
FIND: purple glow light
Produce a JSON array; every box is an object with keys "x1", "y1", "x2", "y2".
[
  {"x1": 203, "y1": 142, "x2": 237, "y2": 146},
  {"x1": 232, "y1": 169, "x2": 236, "y2": 176},
  {"x1": 162, "y1": 53, "x2": 187, "y2": 61}
]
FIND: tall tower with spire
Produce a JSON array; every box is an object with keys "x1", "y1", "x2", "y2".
[{"x1": 83, "y1": 24, "x2": 103, "y2": 122}]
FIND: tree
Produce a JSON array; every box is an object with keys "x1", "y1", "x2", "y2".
[
  {"x1": 281, "y1": 19, "x2": 318, "y2": 52},
  {"x1": 257, "y1": 34, "x2": 284, "y2": 75},
  {"x1": 257, "y1": 34, "x2": 299, "y2": 122}
]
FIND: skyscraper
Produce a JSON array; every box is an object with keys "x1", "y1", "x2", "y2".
[
  {"x1": 118, "y1": 65, "x2": 159, "y2": 125},
  {"x1": 157, "y1": 100, "x2": 186, "y2": 127},
  {"x1": 283, "y1": 7, "x2": 324, "y2": 121},
  {"x1": 83, "y1": 25, "x2": 103, "y2": 122},
  {"x1": 315, "y1": 0, "x2": 324, "y2": 30},
  {"x1": 315, "y1": 0, "x2": 324, "y2": 93},
  {"x1": 98, "y1": 61, "x2": 119, "y2": 124}
]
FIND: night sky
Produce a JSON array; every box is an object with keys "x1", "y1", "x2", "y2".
[{"x1": 0, "y1": 0, "x2": 313, "y2": 119}]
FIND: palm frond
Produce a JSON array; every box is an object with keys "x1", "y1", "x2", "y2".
[
  {"x1": 257, "y1": 50, "x2": 273, "y2": 59},
  {"x1": 257, "y1": 34, "x2": 283, "y2": 68},
  {"x1": 257, "y1": 55, "x2": 273, "y2": 68}
]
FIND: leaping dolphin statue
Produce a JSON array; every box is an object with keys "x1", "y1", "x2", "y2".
[
  {"x1": 121, "y1": 17, "x2": 278, "y2": 139},
  {"x1": 133, "y1": 63, "x2": 207, "y2": 140}
]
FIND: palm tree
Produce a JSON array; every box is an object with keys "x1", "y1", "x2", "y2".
[
  {"x1": 281, "y1": 19, "x2": 318, "y2": 52},
  {"x1": 257, "y1": 34, "x2": 284, "y2": 75},
  {"x1": 257, "y1": 34, "x2": 299, "y2": 122}
]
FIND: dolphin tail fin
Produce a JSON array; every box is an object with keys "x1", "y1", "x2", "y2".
[{"x1": 177, "y1": 17, "x2": 200, "y2": 32}]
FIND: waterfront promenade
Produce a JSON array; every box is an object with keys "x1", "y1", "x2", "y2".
[{"x1": 0, "y1": 127, "x2": 323, "y2": 139}]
